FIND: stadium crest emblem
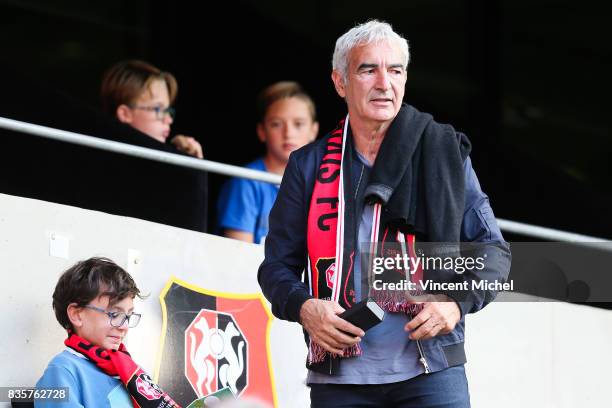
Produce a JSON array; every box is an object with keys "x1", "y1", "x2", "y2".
[{"x1": 154, "y1": 277, "x2": 277, "y2": 406}]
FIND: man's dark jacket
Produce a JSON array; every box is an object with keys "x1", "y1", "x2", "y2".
[{"x1": 258, "y1": 105, "x2": 511, "y2": 373}]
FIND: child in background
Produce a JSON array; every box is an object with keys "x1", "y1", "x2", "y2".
[
  {"x1": 217, "y1": 81, "x2": 319, "y2": 244},
  {"x1": 99, "y1": 60, "x2": 208, "y2": 233},
  {"x1": 101, "y1": 59, "x2": 203, "y2": 158},
  {"x1": 36, "y1": 257, "x2": 178, "y2": 407}
]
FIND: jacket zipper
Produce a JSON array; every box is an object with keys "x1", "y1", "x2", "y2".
[
  {"x1": 403, "y1": 234, "x2": 430, "y2": 374},
  {"x1": 416, "y1": 339, "x2": 431, "y2": 374}
]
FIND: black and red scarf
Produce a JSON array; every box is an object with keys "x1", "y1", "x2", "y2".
[
  {"x1": 305, "y1": 106, "x2": 470, "y2": 365},
  {"x1": 306, "y1": 116, "x2": 424, "y2": 364},
  {"x1": 65, "y1": 333, "x2": 180, "y2": 408}
]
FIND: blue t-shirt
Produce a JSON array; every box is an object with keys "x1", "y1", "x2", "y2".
[
  {"x1": 36, "y1": 349, "x2": 132, "y2": 407},
  {"x1": 217, "y1": 158, "x2": 280, "y2": 244}
]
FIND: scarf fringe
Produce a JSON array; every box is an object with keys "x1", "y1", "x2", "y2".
[
  {"x1": 308, "y1": 340, "x2": 362, "y2": 364},
  {"x1": 370, "y1": 290, "x2": 425, "y2": 316}
]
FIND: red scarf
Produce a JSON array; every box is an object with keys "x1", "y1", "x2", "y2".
[
  {"x1": 65, "y1": 334, "x2": 180, "y2": 408},
  {"x1": 306, "y1": 116, "x2": 424, "y2": 364}
]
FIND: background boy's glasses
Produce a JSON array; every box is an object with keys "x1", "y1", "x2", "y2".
[
  {"x1": 84, "y1": 305, "x2": 142, "y2": 328},
  {"x1": 128, "y1": 104, "x2": 176, "y2": 120}
]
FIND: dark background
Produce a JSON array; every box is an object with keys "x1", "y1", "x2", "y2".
[{"x1": 1, "y1": 0, "x2": 611, "y2": 238}]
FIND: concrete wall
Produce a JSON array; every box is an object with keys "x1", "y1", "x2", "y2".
[
  {"x1": 0, "y1": 193, "x2": 308, "y2": 407},
  {"x1": 1, "y1": 193, "x2": 611, "y2": 407}
]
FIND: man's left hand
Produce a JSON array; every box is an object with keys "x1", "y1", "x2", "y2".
[{"x1": 404, "y1": 295, "x2": 461, "y2": 340}]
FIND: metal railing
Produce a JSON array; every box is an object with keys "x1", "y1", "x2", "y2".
[
  {"x1": 0, "y1": 116, "x2": 282, "y2": 185},
  {"x1": 1, "y1": 116, "x2": 608, "y2": 243}
]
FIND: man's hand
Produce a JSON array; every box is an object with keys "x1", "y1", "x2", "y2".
[
  {"x1": 299, "y1": 299, "x2": 365, "y2": 356},
  {"x1": 404, "y1": 294, "x2": 461, "y2": 341},
  {"x1": 171, "y1": 135, "x2": 203, "y2": 159}
]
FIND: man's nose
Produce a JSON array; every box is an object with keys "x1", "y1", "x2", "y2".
[
  {"x1": 375, "y1": 70, "x2": 391, "y2": 90},
  {"x1": 164, "y1": 114, "x2": 173, "y2": 125}
]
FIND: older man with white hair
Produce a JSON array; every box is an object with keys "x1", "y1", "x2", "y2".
[{"x1": 259, "y1": 20, "x2": 511, "y2": 407}]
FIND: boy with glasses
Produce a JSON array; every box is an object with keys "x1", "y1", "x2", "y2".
[
  {"x1": 36, "y1": 257, "x2": 178, "y2": 407},
  {"x1": 98, "y1": 60, "x2": 208, "y2": 233},
  {"x1": 101, "y1": 59, "x2": 203, "y2": 159}
]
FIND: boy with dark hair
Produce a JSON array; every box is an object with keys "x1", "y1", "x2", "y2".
[{"x1": 36, "y1": 257, "x2": 178, "y2": 408}]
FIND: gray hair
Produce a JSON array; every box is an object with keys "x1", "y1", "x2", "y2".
[{"x1": 332, "y1": 20, "x2": 410, "y2": 81}]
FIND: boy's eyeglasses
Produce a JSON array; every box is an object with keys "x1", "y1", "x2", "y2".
[
  {"x1": 128, "y1": 105, "x2": 176, "y2": 120},
  {"x1": 84, "y1": 305, "x2": 142, "y2": 328}
]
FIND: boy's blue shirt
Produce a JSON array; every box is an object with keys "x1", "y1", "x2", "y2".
[
  {"x1": 35, "y1": 349, "x2": 131, "y2": 407},
  {"x1": 217, "y1": 157, "x2": 280, "y2": 244}
]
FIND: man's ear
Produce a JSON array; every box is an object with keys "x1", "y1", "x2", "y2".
[
  {"x1": 331, "y1": 70, "x2": 346, "y2": 98},
  {"x1": 67, "y1": 303, "x2": 83, "y2": 329},
  {"x1": 116, "y1": 104, "x2": 133, "y2": 124},
  {"x1": 256, "y1": 123, "x2": 267, "y2": 143}
]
